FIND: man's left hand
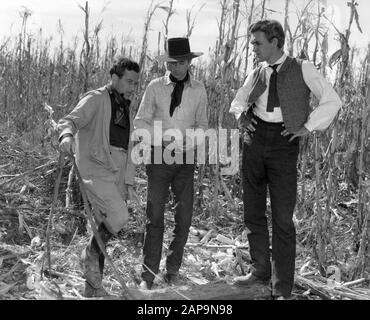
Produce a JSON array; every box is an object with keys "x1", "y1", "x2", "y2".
[
  {"x1": 281, "y1": 126, "x2": 310, "y2": 142},
  {"x1": 127, "y1": 185, "x2": 141, "y2": 204}
]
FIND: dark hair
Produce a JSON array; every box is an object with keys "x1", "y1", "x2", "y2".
[
  {"x1": 249, "y1": 20, "x2": 285, "y2": 49},
  {"x1": 109, "y1": 55, "x2": 140, "y2": 78}
]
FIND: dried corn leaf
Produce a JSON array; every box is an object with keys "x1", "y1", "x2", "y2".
[
  {"x1": 37, "y1": 281, "x2": 60, "y2": 300},
  {"x1": 200, "y1": 230, "x2": 214, "y2": 244},
  {"x1": 158, "y1": 6, "x2": 173, "y2": 14},
  {"x1": 210, "y1": 262, "x2": 220, "y2": 278},
  {"x1": 0, "y1": 282, "x2": 16, "y2": 295},
  {"x1": 218, "y1": 256, "x2": 234, "y2": 269},
  {"x1": 329, "y1": 49, "x2": 342, "y2": 69},
  {"x1": 187, "y1": 276, "x2": 209, "y2": 285},
  {"x1": 353, "y1": 5, "x2": 363, "y2": 33},
  {"x1": 215, "y1": 234, "x2": 234, "y2": 245}
]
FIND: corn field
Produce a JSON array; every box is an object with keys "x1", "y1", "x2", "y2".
[{"x1": 0, "y1": 0, "x2": 369, "y2": 296}]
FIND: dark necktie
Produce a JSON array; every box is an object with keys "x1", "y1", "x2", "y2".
[
  {"x1": 169, "y1": 72, "x2": 189, "y2": 117},
  {"x1": 266, "y1": 64, "x2": 280, "y2": 112}
]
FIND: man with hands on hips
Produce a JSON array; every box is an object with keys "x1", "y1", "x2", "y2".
[{"x1": 230, "y1": 20, "x2": 342, "y2": 299}]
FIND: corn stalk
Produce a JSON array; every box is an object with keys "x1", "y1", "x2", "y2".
[
  {"x1": 260, "y1": 0, "x2": 266, "y2": 19},
  {"x1": 216, "y1": 0, "x2": 240, "y2": 213},
  {"x1": 215, "y1": 0, "x2": 229, "y2": 57},
  {"x1": 161, "y1": 0, "x2": 175, "y2": 52},
  {"x1": 313, "y1": 131, "x2": 325, "y2": 274},
  {"x1": 15, "y1": 7, "x2": 32, "y2": 132},
  {"x1": 78, "y1": 1, "x2": 91, "y2": 92},
  {"x1": 138, "y1": 0, "x2": 160, "y2": 94},
  {"x1": 289, "y1": 0, "x2": 315, "y2": 57},
  {"x1": 185, "y1": 4, "x2": 205, "y2": 38},
  {"x1": 312, "y1": 6, "x2": 327, "y2": 269},
  {"x1": 65, "y1": 164, "x2": 75, "y2": 208},
  {"x1": 353, "y1": 45, "x2": 370, "y2": 278},
  {"x1": 324, "y1": 0, "x2": 361, "y2": 247},
  {"x1": 313, "y1": 1, "x2": 330, "y2": 272},
  {"x1": 284, "y1": 0, "x2": 293, "y2": 56},
  {"x1": 242, "y1": 0, "x2": 255, "y2": 75}
]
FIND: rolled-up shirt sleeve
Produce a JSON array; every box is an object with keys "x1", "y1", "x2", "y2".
[{"x1": 302, "y1": 61, "x2": 342, "y2": 132}]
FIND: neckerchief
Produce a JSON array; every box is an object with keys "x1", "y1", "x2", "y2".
[
  {"x1": 169, "y1": 72, "x2": 189, "y2": 117},
  {"x1": 106, "y1": 84, "x2": 130, "y2": 129}
]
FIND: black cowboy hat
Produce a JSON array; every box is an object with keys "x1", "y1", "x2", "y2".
[{"x1": 156, "y1": 37, "x2": 203, "y2": 62}]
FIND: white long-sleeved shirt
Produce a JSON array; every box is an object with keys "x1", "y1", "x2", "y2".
[
  {"x1": 134, "y1": 72, "x2": 208, "y2": 150},
  {"x1": 229, "y1": 53, "x2": 342, "y2": 132}
]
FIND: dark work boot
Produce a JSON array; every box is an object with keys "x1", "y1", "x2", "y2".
[
  {"x1": 164, "y1": 272, "x2": 181, "y2": 286},
  {"x1": 81, "y1": 223, "x2": 112, "y2": 297},
  {"x1": 97, "y1": 224, "x2": 112, "y2": 276},
  {"x1": 99, "y1": 253, "x2": 105, "y2": 277}
]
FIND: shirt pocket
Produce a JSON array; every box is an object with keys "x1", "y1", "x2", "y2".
[{"x1": 155, "y1": 94, "x2": 171, "y2": 119}]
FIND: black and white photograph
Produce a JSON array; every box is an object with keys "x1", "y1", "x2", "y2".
[{"x1": 0, "y1": 0, "x2": 369, "y2": 307}]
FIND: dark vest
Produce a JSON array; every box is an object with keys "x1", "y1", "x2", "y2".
[{"x1": 247, "y1": 56, "x2": 311, "y2": 132}]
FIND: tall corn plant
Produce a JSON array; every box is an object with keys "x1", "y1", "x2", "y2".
[
  {"x1": 242, "y1": 0, "x2": 255, "y2": 75},
  {"x1": 260, "y1": 0, "x2": 266, "y2": 19},
  {"x1": 185, "y1": 4, "x2": 205, "y2": 38},
  {"x1": 78, "y1": 2, "x2": 91, "y2": 93},
  {"x1": 310, "y1": 0, "x2": 328, "y2": 274},
  {"x1": 323, "y1": 0, "x2": 363, "y2": 251},
  {"x1": 284, "y1": 0, "x2": 293, "y2": 56},
  {"x1": 198, "y1": 0, "x2": 230, "y2": 215},
  {"x1": 137, "y1": 0, "x2": 160, "y2": 99},
  {"x1": 210, "y1": 0, "x2": 241, "y2": 215},
  {"x1": 352, "y1": 44, "x2": 370, "y2": 278},
  {"x1": 192, "y1": 1, "x2": 230, "y2": 215},
  {"x1": 15, "y1": 7, "x2": 32, "y2": 133},
  {"x1": 160, "y1": 0, "x2": 175, "y2": 52},
  {"x1": 293, "y1": 0, "x2": 318, "y2": 220}
]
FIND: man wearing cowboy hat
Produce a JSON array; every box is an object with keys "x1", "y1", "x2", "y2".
[{"x1": 134, "y1": 37, "x2": 208, "y2": 289}]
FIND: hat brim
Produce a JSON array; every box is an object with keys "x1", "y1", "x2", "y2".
[{"x1": 156, "y1": 52, "x2": 203, "y2": 62}]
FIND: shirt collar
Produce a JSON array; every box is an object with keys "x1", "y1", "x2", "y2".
[
  {"x1": 164, "y1": 71, "x2": 193, "y2": 87},
  {"x1": 262, "y1": 53, "x2": 287, "y2": 69}
]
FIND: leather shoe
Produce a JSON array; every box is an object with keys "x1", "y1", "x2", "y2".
[
  {"x1": 233, "y1": 273, "x2": 270, "y2": 286},
  {"x1": 83, "y1": 281, "x2": 109, "y2": 298},
  {"x1": 164, "y1": 273, "x2": 180, "y2": 285}
]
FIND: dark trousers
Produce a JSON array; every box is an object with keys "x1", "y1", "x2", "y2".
[
  {"x1": 242, "y1": 115, "x2": 299, "y2": 297},
  {"x1": 141, "y1": 158, "x2": 195, "y2": 283}
]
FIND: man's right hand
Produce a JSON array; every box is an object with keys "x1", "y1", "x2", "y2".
[
  {"x1": 59, "y1": 135, "x2": 75, "y2": 154},
  {"x1": 238, "y1": 111, "x2": 257, "y2": 133}
]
